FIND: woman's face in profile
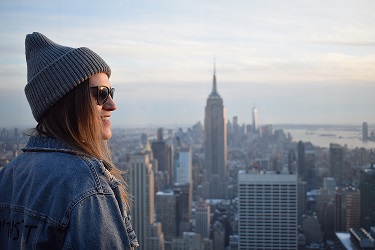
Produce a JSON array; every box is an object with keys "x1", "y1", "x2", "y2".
[{"x1": 89, "y1": 73, "x2": 117, "y2": 140}]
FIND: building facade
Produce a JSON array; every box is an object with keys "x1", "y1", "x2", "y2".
[
  {"x1": 330, "y1": 143, "x2": 344, "y2": 186},
  {"x1": 238, "y1": 171, "x2": 298, "y2": 249},
  {"x1": 175, "y1": 147, "x2": 192, "y2": 184},
  {"x1": 301, "y1": 214, "x2": 323, "y2": 244},
  {"x1": 150, "y1": 223, "x2": 165, "y2": 250},
  {"x1": 360, "y1": 164, "x2": 375, "y2": 230},
  {"x1": 195, "y1": 200, "x2": 211, "y2": 239},
  {"x1": 128, "y1": 151, "x2": 155, "y2": 250},
  {"x1": 174, "y1": 183, "x2": 192, "y2": 233},
  {"x1": 345, "y1": 188, "x2": 361, "y2": 231},
  {"x1": 152, "y1": 128, "x2": 174, "y2": 187},
  {"x1": 155, "y1": 191, "x2": 181, "y2": 244}
]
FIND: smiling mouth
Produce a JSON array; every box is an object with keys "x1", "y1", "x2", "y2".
[{"x1": 101, "y1": 116, "x2": 111, "y2": 125}]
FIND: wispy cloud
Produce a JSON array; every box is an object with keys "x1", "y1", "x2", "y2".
[{"x1": 0, "y1": 0, "x2": 374, "y2": 127}]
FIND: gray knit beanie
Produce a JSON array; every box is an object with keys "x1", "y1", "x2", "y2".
[{"x1": 24, "y1": 32, "x2": 111, "y2": 122}]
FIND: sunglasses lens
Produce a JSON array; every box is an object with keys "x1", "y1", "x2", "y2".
[
  {"x1": 110, "y1": 89, "x2": 114, "y2": 99},
  {"x1": 98, "y1": 87, "x2": 109, "y2": 105},
  {"x1": 91, "y1": 86, "x2": 114, "y2": 105}
]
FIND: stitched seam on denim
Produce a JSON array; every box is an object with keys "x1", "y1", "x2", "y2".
[
  {"x1": 0, "y1": 204, "x2": 64, "y2": 230},
  {"x1": 61, "y1": 189, "x2": 113, "y2": 227},
  {"x1": 82, "y1": 157, "x2": 103, "y2": 194},
  {"x1": 0, "y1": 189, "x2": 113, "y2": 228},
  {"x1": 22, "y1": 148, "x2": 89, "y2": 157}
]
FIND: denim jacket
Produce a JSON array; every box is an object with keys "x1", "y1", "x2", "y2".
[{"x1": 0, "y1": 136, "x2": 138, "y2": 249}]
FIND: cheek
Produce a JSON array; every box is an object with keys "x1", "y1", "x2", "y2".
[{"x1": 96, "y1": 105, "x2": 102, "y2": 113}]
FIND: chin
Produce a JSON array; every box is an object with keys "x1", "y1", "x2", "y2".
[{"x1": 102, "y1": 130, "x2": 112, "y2": 140}]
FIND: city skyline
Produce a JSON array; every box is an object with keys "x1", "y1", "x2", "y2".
[{"x1": 1, "y1": 0, "x2": 374, "y2": 128}]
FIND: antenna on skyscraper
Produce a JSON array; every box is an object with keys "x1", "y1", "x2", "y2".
[
  {"x1": 214, "y1": 56, "x2": 216, "y2": 75},
  {"x1": 212, "y1": 56, "x2": 217, "y2": 94}
]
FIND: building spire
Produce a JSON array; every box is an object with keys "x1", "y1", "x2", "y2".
[
  {"x1": 208, "y1": 57, "x2": 221, "y2": 98},
  {"x1": 212, "y1": 57, "x2": 217, "y2": 94}
]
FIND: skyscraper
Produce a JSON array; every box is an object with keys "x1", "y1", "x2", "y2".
[
  {"x1": 204, "y1": 65, "x2": 227, "y2": 199},
  {"x1": 334, "y1": 187, "x2": 345, "y2": 231},
  {"x1": 345, "y1": 187, "x2": 361, "y2": 231},
  {"x1": 155, "y1": 190, "x2": 181, "y2": 247},
  {"x1": 150, "y1": 223, "x2": 165, "y2": 250},
  {"x1": 172, "y1": 232, "x2": 212, "y2": 249},
  {"x1": 238, "y1": 171, "x2": 298, "y2": 250},
  {"x1": 322, "y1": 200, "x2": 335, "y2": 240},
  {"x1": 213, "y1": 221, "x2": 225, "y2": 250},
  {"x1": 174, "y1": 148, "x2": 193, "y2": 233},
  {"x1": 174, "y1": 183, "x2": 192, "y2": 234},
  {"x1": 298, "y1": 180, "x2": 307, "y2": 226},
  {"x1": 363, "y1": 122, "x2": 368, "y2": 141},
  {"x1": 330, "y1": 143, "x2": 344, "y2": 186},
  {"x1": 301, "y1": 214, "x2": 322, "y2": 245},
  {"x1": 334, "y1": 186, "x2": 361, "y2": 232},
  {"x1": 305, "y1": 149, "x2": 317, "y2": 190},
  {"x1": 152, "y1": 128, "x2": 174, "y2": 187},
  {"x1": 252, "y1": 106, "x2": 258, "y2": 133},
  {"x1": 175, "y1": 147, "x2": 192, "y2": 184},
  {"x1": 195, "y1": 200, "x2": 211, "y2": 239},
  {"x1": 360, "y1": 163, "x2": 375, "y2": 230},
  {"x1": 128, "y1": 150, "x2": 155, "y2": 250},
  {"x1": 297, "y1": 141, "x2": 305, "y2": 181}
]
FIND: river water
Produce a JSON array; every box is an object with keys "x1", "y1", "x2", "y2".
[{"x1": 281, "y1": 126, "x2": 375, "y2": 149}]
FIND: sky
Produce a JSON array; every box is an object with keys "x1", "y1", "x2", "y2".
[{"x1": 0, "y1": 0, "x2": 374, "y2": 129}]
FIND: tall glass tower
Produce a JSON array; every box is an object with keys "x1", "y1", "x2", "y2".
[
  {"x1": 252, "y1": 106, "x2": 258, "y2": 133},
  {"x1": 204, "y1": 65, "x2": 227, "y2": 199}
]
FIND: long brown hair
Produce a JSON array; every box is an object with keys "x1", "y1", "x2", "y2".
[{"x1": 35, "y1": 79, "x2": 129, "y2": 208}]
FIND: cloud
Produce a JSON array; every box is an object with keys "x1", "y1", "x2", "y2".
[{"x1": 1, "y1": 0, "x2": 375, "y2": 127}]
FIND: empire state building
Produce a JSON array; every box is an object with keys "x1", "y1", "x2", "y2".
[{"x1": 204, "y1": 66, "x2": 227, "y2": 199}]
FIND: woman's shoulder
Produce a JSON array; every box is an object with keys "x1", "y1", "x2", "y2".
[
  {"x1": 17, "y1": 136, "x2": 102, "y2": 184},
  {"x1": 40, "y1": 151, "x2": 110, "y2": 192},
  {"x1": 7, "y1": 149, "x2": 111, "y2": 196},
  {"x1": 0, "y1": 147, "x2": 117, "y2": 232}
]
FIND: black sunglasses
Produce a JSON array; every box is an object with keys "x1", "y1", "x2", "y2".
[{"x1": 90, "y1": 86, "x2": 115, "y2": 105}]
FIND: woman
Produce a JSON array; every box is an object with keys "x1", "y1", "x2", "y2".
[{"x1": 0, "y1": 32, "x2": 138, "y2": 249}]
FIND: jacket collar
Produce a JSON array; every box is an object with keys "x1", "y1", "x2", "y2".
[{"x1": 22, "y1": 136, "x2": 85, "y2": 156}]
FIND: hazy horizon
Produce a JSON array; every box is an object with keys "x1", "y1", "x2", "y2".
[{"x1": 2, "y1": 122, "x2": 374, "y2": 132}]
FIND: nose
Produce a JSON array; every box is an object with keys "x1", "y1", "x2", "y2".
[{"x1": 103, "y1": 95, "x2": 117, "y2": 111}]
